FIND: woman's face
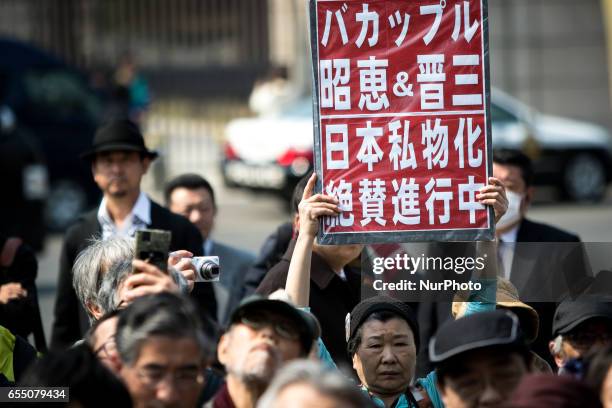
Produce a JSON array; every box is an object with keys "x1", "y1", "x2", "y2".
[{"x1": 352, "y1": 317, "x2": 416, "y2": 397}]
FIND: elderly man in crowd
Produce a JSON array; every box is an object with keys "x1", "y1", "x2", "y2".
[
  {"x1": 549, "y1": 296, "x2": 612, "y2": 372},
  {"x1": 431, "y1": 310, "x2": 532, "y2": 408},
  {"x1": 207, "y1": 295, "x2": 318, "y2": 408},
  {"x1": 115, "y1": 292, "x2": 212, "y2": 408}
]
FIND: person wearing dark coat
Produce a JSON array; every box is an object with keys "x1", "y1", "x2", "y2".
[
  {"x1": 50, "y1": 120, "x2": 216, "y2": 350},
  {"x1": 0, "y1": 236, "x2": 39, "y2": 342}
]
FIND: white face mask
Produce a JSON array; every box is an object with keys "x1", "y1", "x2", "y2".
[{"x1": 496, "y1": 190, "x2": 524, "y2": 230}]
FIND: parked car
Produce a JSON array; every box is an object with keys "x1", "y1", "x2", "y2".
[
  {"x1": 0, "y1": 38, "x2": 104, "y2": 231},
  {"x1": 222, "y1": 90, "x2": 612, "y2": 202},
  {"x1": 222, "y1": 98, "x2": 314, "y2": 199},
  {"x1": 491, "y1": 89, "x2": 612, "y2": 201}
]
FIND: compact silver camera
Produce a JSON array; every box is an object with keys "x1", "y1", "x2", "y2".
[{"x1": 191, "y1": 256, "x2": 220, "y2": 282}]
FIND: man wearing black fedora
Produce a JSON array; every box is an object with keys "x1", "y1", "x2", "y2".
[{"x1": 50, "y1": 119, "x2": 217, "y2": 350}]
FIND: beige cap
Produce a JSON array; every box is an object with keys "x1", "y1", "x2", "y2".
[{"x1": 452, "y1": 278, "x2": 539, "y2": 343}]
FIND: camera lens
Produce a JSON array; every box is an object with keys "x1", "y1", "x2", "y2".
[
  {"x1": 191, "y1": 257, "x2": 219, "y2": 282},
  {"x1": 196, "y1": 259, "x2": 219, "y2": 281}
]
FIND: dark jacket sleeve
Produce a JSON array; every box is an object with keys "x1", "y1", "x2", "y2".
[
  {"x1": 50, "y1": 230, "x2": 83, "y2": 350},
  {"x1": 242, "y1": 222, "x2": 293, "y2": 297},
  {"x1": 254, "y1": 259, "x2": 289, "y2": 297},
  {"x1": 0, "y1": 244, "x2": 38, "y2": 339}
]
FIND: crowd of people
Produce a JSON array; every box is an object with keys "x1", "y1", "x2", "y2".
[{"x1": 0, "y1": 118, "x2": 611, "y2": 408}]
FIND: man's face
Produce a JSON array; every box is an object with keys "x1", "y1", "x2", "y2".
[
  {"x1": 492, "y1": 162, "x2": 532, "y2": 232},
  {"x1": 492, "y1": 163, "x2": 526, "y2": 195},
  {"x1": 168, "y1": 187, "x2": 216, "y2": 240},
  {"x1": 120, "y1": 336, "x2": 204, "y2": 408},
  {"x1": 91, "y1": 316, "x2": 120, "y2": 373},
  {"x1": 440, "y1": 349, "x2": 528, "y2": 408},
  {"x1": 218, "y1": 310, "x2": 303, "y2": 386},
  {"x1": 563, "y1": 318, "x2": 612, "y2": 359},
  {"x1": 272, "y1": 383, "x2": 353, "y2": 408},
  {"x1": 352, "y1": 318, "x2": 416, "y2": 397},
  {"x1": 92, "y1": 151, "x2": 150, "y2": 198}
]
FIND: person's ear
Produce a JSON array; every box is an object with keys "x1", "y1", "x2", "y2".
[
  {"x1": 352, "y1": 352, "x2": 360, "y2": 372},
  {"x1": 141, "y1": 157, "x2": 151, "y2": 173},
  {"x1": 87, "y1": 302, "x2": 103, "y2": 320},
  {"x1": 549, "y1": 340, "x2": 565, "y2": 368},
  {"x1": 217, "y1": 332, "x2": 230, "y2": 366},
  {"x1": 522, "y1": 186, "x2": 535, "y2": 211},
  {"x1": 91, "y1": 160, "x2": 100, "y2": 183},
  {"x1": 292, "y1": 213, "x2": 300, "y2": 237}
]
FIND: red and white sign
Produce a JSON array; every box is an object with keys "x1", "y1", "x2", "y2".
[{"x1": 310, "y1": 0, "x2": 493, "y2": 244}]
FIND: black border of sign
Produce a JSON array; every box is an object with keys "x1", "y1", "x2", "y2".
[{"x1": 309, "y1": 0, "x2": 494, "y2": 244}]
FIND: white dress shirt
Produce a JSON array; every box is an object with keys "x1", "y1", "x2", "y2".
[
  {"x1": 97, "y1": 191, "x2": 151, "y2": 240},
  {"x1": 498, "y1": 224, "x2": 519, "y2": 280}
]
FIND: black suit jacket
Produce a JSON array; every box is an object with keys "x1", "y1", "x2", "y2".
[
  {"x1": 510, "y1": 218, "x2": 582, "y2": 300},
  {"x1": 509, "y1": 218, "x2": 583, "y2": 371},
  {"x1": 50, "y1": 200, "x2": 217, "y2": 350},
  {"x1": 515, "y1": 218, "x2": 580, "y2": 243}
]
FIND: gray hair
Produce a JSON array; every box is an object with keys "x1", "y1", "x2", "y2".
[
  {"x1": 115, "y1": 292, "x2": 212, "y2": 365},
  {"x1": 73, "y1": 236, "x2": 135, "y2": 319},
  {"x1": 97, "y1": 259, "x2": 132, "y2": 316},
  {"x1": 257, "y1": 360, "x2": 375, "y2": 408},
  {"x1": 98, "y1": 259, "x2": 189, "y2": 316}
]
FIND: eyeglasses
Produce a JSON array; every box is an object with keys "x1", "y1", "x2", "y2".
[
  {"x1": 240, "y1": 312, "x2": 300, "y2": 341},
  {"x1": 93, "y1": 335, "x2": 117, "y2": 359},
  {"x1": 136, "y1": 366, "x2": 203, "y2": 388}
]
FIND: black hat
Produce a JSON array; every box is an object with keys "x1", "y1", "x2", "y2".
[
  {"x1": 81, "y1": 119, "x2": 158, "y2": 160},
  {"x1": 430, "y1": 310, "x2": 525, "y2": 363},
  {"x1": 346, "y1": 295, "x2": 419, "y2": 352},
  {"x1": 228, "y1": 295, "x2": 318, "y2": 355},
  {"x1": 552, "y1": 296, "x2": 612, "y2": 337}
]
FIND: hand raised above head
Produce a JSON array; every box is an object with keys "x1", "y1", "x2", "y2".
[
  {"x1": 298, "y1": 173, "x2": 341, "y2": 238},
  {"x1": 119, "y1": 259, "x2": 180, "y2": 305}
]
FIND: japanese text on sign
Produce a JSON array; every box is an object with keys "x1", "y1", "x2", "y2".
[{"x1": 311, "y1": 0, "x2": 493, "y2": 244}]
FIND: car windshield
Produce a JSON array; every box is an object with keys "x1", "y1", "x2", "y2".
[{"x1": 490, "y1": 103, "x2": 518, "y2": 123}]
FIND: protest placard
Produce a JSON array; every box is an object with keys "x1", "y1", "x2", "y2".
[{"x1": 309, "y1": 0, "x2": 494, "y2": 244}]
